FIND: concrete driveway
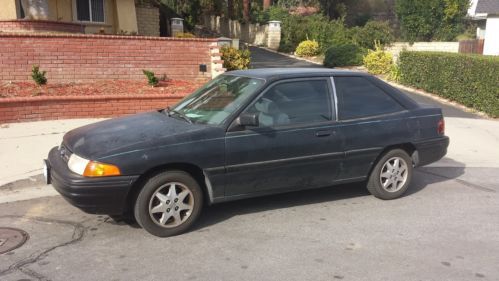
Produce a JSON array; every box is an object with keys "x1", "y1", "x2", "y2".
[{"x1": 1, "y1": 48, "x2": 498, "y2": 281}]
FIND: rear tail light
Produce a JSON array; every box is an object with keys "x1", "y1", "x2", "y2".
[{"x1": 437, "y1": 118, "x2": 445, "y2": 135}]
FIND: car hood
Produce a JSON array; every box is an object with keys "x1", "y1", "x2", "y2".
[{"x1": 63, "y1": 111, "x2": 218, "y2": 160}]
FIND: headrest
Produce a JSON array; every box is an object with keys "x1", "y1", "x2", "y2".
[{"x1": 254, "y1": 98, "x2": 278, "y2": 114}]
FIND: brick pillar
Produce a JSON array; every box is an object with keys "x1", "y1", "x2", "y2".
[
  {"x1": 135, "y1": 0, "x2": 159, "y2": 36},
  {"x1": 210, "y1": 42, "x2": 225, "y2": 78},
  {"x1": 267, "y1": 20, "x2": 281, "y2": 50}
]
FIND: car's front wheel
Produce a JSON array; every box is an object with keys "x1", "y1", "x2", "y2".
[
  {"x1": 134, "y1": 170, "x2": 203, "y2": 237},
  {"x1": 367, "y1": 149, "x2": 413, "y2": 200}
]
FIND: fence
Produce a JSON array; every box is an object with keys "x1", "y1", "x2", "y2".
[
  {"x1": 458, "y1": 39, "x2": 485, "y2": 54},
  {"x1": 200, "y1": 15, "x2": 281, "y2": 50}
]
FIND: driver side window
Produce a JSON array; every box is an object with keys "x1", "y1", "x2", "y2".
[{"x1": 246, "y1": 79, "x2": 333, "y2": 127}]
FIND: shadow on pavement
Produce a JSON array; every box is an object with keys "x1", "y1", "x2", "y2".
[
  {"x1": 113, "y1": 157, "x2": 466, "y2": 230},
  {"x1": 192, "y1": 157, "x2": 466, "y2": 230}
]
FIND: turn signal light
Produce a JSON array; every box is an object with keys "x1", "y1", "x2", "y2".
[{"x1": 83, "y1": 161, "x2": 121, "y2": 177}]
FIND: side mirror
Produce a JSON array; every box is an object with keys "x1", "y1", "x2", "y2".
[{"x1": 237, "y1": 113, "x2": 259, "y2": 127}]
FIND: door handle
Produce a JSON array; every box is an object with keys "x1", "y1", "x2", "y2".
[{"x1": 315, "y1": 130, "x2": 331, "y2": 137}]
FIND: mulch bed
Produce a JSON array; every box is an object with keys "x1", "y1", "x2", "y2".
[{"x1": 0, "y1": 80, "x2": 199, "y2": 98}]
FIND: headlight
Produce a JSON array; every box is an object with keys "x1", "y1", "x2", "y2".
[
  {"x1": 68, "y1": 154, "x2": 121, "y2": 177},
  {"x1": 68, "y1": 154, "x2": 90, "y2": 175}
]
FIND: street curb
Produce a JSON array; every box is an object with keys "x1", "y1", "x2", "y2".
[
  {"x1": 0, "y1": 174, "x2": 45, "y2": 191},
  {"x1": 383, "y1": 80, "x2": 493, "y2": 119}
]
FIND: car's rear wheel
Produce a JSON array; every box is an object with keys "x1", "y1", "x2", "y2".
[
  {"x1": 367, "y1": 149, "x2": 413, "y2": 200},
  {"x1": 134, "y1": 170, "x2": 203, "y2": 237}
]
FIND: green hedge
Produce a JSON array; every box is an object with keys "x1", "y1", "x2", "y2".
[
  {"x1": 398, "y1": 51, "x2": 499, "y2": 117},
  {"x1": 323, "y1": 44, "x2": 366, "y2": 67}
]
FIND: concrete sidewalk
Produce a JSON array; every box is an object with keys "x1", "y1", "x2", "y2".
[
  {"x1": 1, "y1": 116, "x2": 498, "y2": 188},
  {"x1": 0, "y1": 119, "x2": 102, "y2": 186}
]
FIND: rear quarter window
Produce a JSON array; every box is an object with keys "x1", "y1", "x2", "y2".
[{"x1": 334, "y1": 76, "x2": 404, "y2": 120}]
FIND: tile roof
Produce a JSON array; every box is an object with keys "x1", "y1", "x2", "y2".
[{"x1": 476, "y1": 0, "x2": 499, "y2": 14}]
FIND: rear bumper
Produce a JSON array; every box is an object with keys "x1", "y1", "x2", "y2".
[
  {"x1": 46, "y1": 147, "x2": 139, "y2": 215},
  {"x1": 414, "y1": 136, "x2": 450, "y2": 167}
]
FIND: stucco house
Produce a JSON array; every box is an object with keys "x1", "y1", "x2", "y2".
[
  {"x1": 0, "y1": 0, "x2": 160, "y2": 36},
  {"x1": 468, "y1": 0, "x2": 499, "y2": 55}
]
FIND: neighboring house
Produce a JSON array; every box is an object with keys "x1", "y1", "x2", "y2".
[
  {"x1": 0, "y1": 0, "x2": 160, "y2": 36},
  {"x1": 468, "y1": 0, "x2": 499, "y2": 55}
]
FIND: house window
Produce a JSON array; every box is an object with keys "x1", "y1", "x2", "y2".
[
  {"x1": 75, "y1": 0, "x2": 105, "y2": 22},
  {"x1": 16, "y1": 0, "x2": 25, "y2": 19}
]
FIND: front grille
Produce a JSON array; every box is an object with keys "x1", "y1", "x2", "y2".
[{"x1": 59, "y1": 143, "x2": 72, "y2": 163}]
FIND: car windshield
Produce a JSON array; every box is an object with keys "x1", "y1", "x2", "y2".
[{"x1": 170, "y1": 74, "x2": 264, "y2": 125}]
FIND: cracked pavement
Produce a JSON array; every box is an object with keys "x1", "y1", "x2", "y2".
[{"x1": 1, "y1": 166, "x2": 499, "y2": 281}]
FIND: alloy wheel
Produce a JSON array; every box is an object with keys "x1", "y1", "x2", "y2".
[
  {"x1": 379, "y1": 156, "x2": 408, "y2": 192},
  {"x1": 148, "y1": 182, "x2": 194, "y2": 228}
]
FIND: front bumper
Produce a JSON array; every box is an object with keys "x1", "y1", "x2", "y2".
[
  {"x1": 414, "y1": 136, "x2": 450, "y2": 167},
  {"x1": 46, "y1": 147, "x2": 139, "y2": 215}
]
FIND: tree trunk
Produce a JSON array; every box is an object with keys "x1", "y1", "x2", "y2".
[
  {"x1": 263, "y1": 0, "x2": 272, "y2": 10},
  {"x1": 243, "y1": 0, "x2": 250, "y2": 22}
]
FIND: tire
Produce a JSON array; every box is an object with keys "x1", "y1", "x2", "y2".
[
  {"x1": 134, "y1": 170, "x2": 203, "y2": 237},
  {"x1": 367, "y1": 149, "x2": 413, "y2": 200}
]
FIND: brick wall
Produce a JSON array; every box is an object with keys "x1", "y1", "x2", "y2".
[
  {"x1": 0, "y1": 20, "x2": 84, "y2": 34},
  {"x1": 0, "y1": 95, "x2": 184, "y2": 124},
  {"x1": 136, "y1": 7, "x2": 160, "y2": 36},
  {"x1": 0, "y1": 33, "x2": 217, "y2": 83}
]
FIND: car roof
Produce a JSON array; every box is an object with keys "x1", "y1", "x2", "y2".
[{"x1": 227, "y1": 68, "x2": 370, "y2": 80}]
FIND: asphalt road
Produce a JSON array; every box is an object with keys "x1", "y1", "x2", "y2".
[
  {"x1": 1, "y1": 166, "x2": 499, "y2": 281},
  {"x1": 1, "y1": 47, "x2": 497, "y2": 281}
]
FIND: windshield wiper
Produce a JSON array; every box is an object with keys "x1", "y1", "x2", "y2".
[{"x1": 169, "y1": 109, "x2": 193, "y2": 124}]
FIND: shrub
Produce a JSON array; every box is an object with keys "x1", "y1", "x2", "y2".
[
  {"x1": 220, "y1": 46, "x2": 251, "y2": 71},
  {"x1": 388, "y1": 64, "x2": 401, "y2": 82},
  {"x1": 395, "y1": 0, "x2": 468, "y2": 42},
  {"x1": 399, "y1": 51, "x2": 499, "y2": 117},
  {"x1": 363, "y1": 42, "x2": 393, "y2": 75},
  {"x1": 174, "y1": 32, "x2": 196, "y2": 38},
  {"x1": 31, "y1": 65, "x2": 47, "y2": 86},
  {"x1": 350, "y1": 20, "x2": 395, "y2": 50},
  {"x1": 142, "y1": 70, "x2": 159, "y2": 86},
  {"x1": 295, "y1": 40, "x2": 320, "y2": 57},
  {"x1": 323, "y1": 44, "x2": 366, "y2": 67},
  {"x1": 278, "y1": 12, "x2": 352, "y2": 53}
]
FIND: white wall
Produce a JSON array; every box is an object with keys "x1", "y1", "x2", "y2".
[
  {"x1": 483, "y1": 16, "x2": 499, "y2": 55},
  {"x1": 202, "y1": 15, "x2": 268, "y2": 46},
  {"x1": 385, "y1": 42, "x2": 460, "y2": 61}
]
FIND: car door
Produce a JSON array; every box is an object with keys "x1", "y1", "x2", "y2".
[
  {"x1": 333, "y1": 76, "x2": 409, "y2": 180},
  {"x1": 224, "y1": 78, "x2": 344, "y2": 197}
]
